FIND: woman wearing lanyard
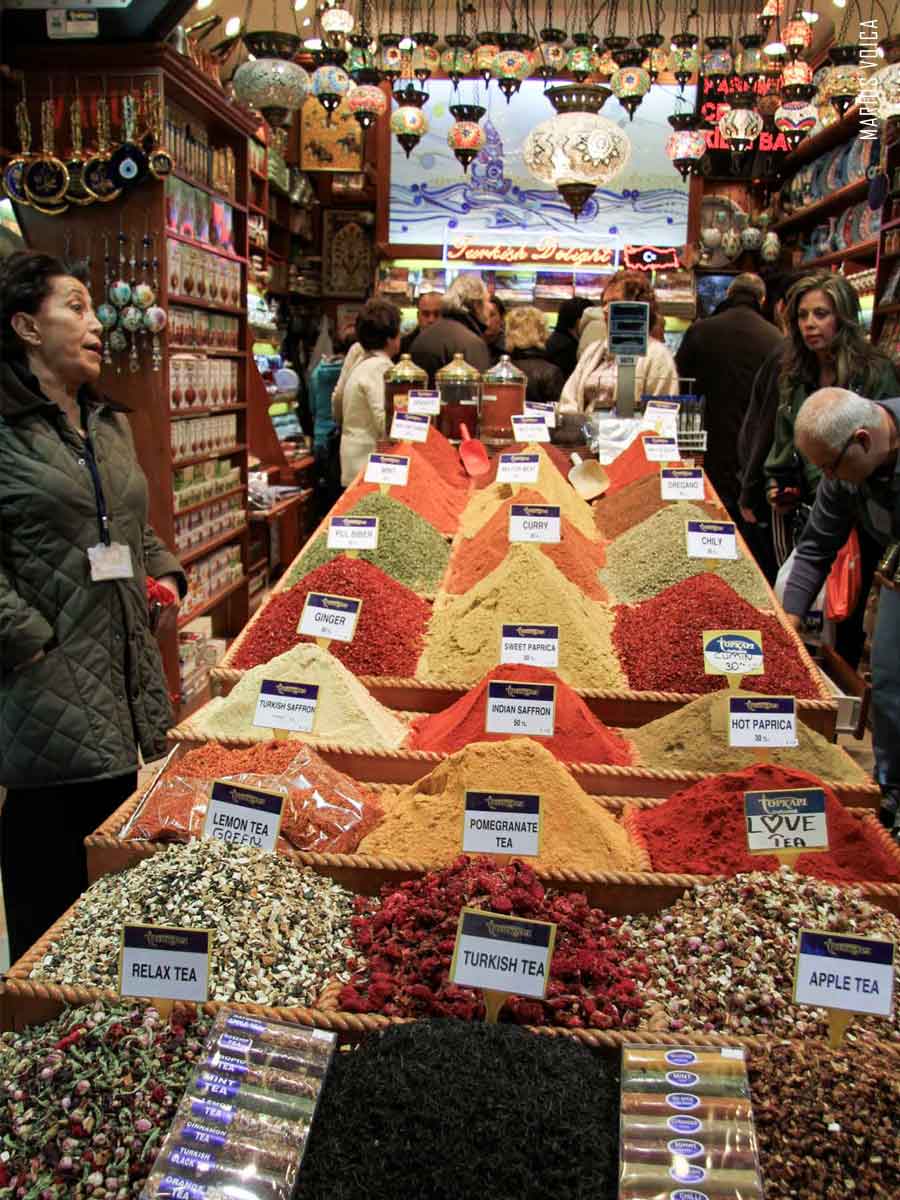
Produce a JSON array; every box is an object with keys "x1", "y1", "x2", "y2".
[{"x1": 0, "y1": 251, "x2": 185, "y2": 964}]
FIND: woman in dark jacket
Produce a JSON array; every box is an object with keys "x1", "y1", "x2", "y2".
[
  {"x1": 504, "y1": 305, "x2": 565, "y2": 406},
  {"x1": 0, "y1": 251, "x2": 185, "y2": 962},
  {"x1": 545, "y1": 297, "x2": 591, "y2": 381}
]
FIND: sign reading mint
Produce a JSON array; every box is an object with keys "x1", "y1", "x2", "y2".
[
  {"x1": 450, "y1": 907, "x2": 557, "y2": 999},
  {"x1": 485, "y1": 679, "x2": 555, "y2": 737},
  {"x1": 119, "y1": 924, "x2": 210, "y2": 1003},
  {"x1": 364, "y1": 453, "x2": 409, "y2": 486},
  {"x1": 463, "y1": 791, "x2": 541, "y2": 857}
]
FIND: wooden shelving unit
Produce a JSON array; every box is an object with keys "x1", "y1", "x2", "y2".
[
  {"x1": 798, "y1": 239, "x2": 879, "y2": 270},
  {"x1": 871, "y1": 119, "x2": 900, "y2": 360},
  {"x1": 6, "y1": 44, "x2": 257, "y2": 714}
]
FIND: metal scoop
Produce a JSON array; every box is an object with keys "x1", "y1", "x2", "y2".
[
  {"x1": 458, "y1": 422, "x2": 490, "y2": 477},
  {"x1": 568, "y1": 452, "x2": 608, "y2": 500}
]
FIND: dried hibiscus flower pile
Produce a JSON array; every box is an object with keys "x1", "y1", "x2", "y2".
[{"x1": 339, "y1": 856, "x2": 649, "y2": 1028}]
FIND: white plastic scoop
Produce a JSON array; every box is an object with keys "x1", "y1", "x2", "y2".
[{"x1": 568, "y1": 452, "x2": 609, "y2": 500}]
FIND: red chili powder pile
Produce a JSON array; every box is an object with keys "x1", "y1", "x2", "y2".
[
  {"x1": 603, "y1": 433, "x2": 660, "y2": 497},
  {"x1": 443, "y1": 488, "x2": 608, "y2": 599},
  {"x1": 231, "y1": 555, "x2": 429, "y2": 676},
  {"x1": 406, "y1": 663, "x2": 634, "y2": 764},
  {"x1": 634, "y1": 764, "x2": 900, "y2": 883},
  {"x1": 613, "y1": 573, "x2": 820, "y2": 698},
  {"x1": 594, "y1": 471, "x2": 722, "y2": 542},
  {"x1": 333, "y1": 443, "x2": 466, "y2": 535},
  {"x1": 407, "y1": 427, "x2": 470, "y2": 489}
]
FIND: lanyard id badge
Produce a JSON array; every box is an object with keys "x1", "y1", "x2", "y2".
[{"x1": 88, "y1": 542, "x2": 134, "y2": 581}]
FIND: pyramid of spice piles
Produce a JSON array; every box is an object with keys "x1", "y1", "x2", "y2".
[
  {"x1": 459, "y1": 443, "x2": 599, "y2": 541},
  {"x1": 599, "y1": 501, "x2": 772, "y2": 606},
  {"x1": 418, "y1": 543, "x2": 625, "y2": 689},
  {"x1": 630, "y1": 691, "x2": 867, "y2": 781},
  {"x1": 126, "y1": 739, "x2": 383, "y2": 853},
  {"x1": 444, "y1": 487, "x2": 608, "y2": 600},
  {"x1": 230, "y1": 556, "x2": 428, "y2": 677},
  {"x1": 193, "y1": 643, "x2": 408, "y2": 748},
  {"x1": 614, "y1": 573, "x2": 820, "y2": 697},
  {"x1": 339, "y1": 856, "x2": 650, "y2": 1026},
  {"x1": 331, "y1": 435, "x2": 467, "y2": 536},
  {"x1": 283, "y1": 493, "x2": 450, "y2": 594},
  {"x1": 602, "y1": 432, "x2": 660, "y2": 497},
  {"x1": 630, "y1": 764, "x2": 900, "y2": 882},
  {"x1": 359, "y1": 738, "x2": 640, "y2": 872},
  {"x1": 408, "y1": 425, "x2": 470, "y2": 487},
  {"x1": 594, "y1": 469, "x2": 722, "y2": 541},
  {"x1": 407, "y1": 664, "x2": 634, "y2": 764}
]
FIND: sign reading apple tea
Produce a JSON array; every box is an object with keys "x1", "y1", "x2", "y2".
[
  {"x1": 496, "y1": 453, "x2": 540, "y2": 484},
  {"x1": 203, "y1": 782, "x2": 285, "y2": 853},
  {"x1": 485, "y1": 680, "x2": 556, "y2": 737},
  {"x1": 744, "y1": 787, "x2": 828, "y2": 854},
  {"x1": 327, "y1": 516, "x2": 379, "y2": 552},
  {"x1": 500, "y1": 622, "x2": 559, "y2": 668},
  {"x1": 253, "y1": 680, "x2": 319, "y2": 734},
  {"x1": 794, "y1": 931, "x2": 895, "y2": 1018},
  {"x1": 119, "y1": 924, "x2": 210, "y2": 1003},
  {"x1": 364, "y1": 453, "x2": 410, "y2": 487},
  {"x1": 729, "y1": 696, "x2": 797, "y2": 747},
  {"x1": 463, "y1": 791, "x2": 541, "y2": 857},
  {"x1": 450, "y1": 907, "x2": 557, "y2": 998},
  {"x1": 297, "y1": 592, "x2": 362, "y2": 642}
]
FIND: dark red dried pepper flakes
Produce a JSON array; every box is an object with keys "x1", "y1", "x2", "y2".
[
  {"x1": 339, "y1": 856, "x2": 649, "y2": 1029},
  {"x1": 231, "y1": 555, "x2": 429, "y2": 677}
]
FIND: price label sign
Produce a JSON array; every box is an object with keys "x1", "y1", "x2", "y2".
[
  {"x1": 364, "y1": 453, "x2": 409, "y2": 486},
  {"x1": 203, "y1": 781, "x2": 285, "y2": 852},
  {"x1": 661, "y1": 467, "x2": 705, "y2": 501},
  {"x1": 327, "y1": 516, "x2": 379, "y2": 552},
  {"x1": 497, "y1": 453, "x2": 540, "y2": 484},
  {"x1": 297, "y1": 592, "x2": 362, "y2": 643},
  {"x1": 686, "y1": 519, "x2": 738, "y2": 560},
  {"x1": 486, "y1": 680, "x2": 555, "y2": 737},
  {"x1": 524, "y1": 400, "x2": 557, "y2": 428},
  {"x1": 462, "y1": 791, "x2": 541, "y2": 857},
  {"x1": 508, "y1": 503, "x2": 561, "y2": 544},
  {"x1": 729, "y1": 696, "x2": 797, "y2": 748},
  {"x1": 642, "y1": 436, "x2": 680, "y2": 463},
  {"x1": 119, "y1": 924, "x2": 211, "y2": 1003},
  {"x1": 703, "y1": 630, "x2": 764, "y2": 677},
  {"x1": 511, "y1": 414, "x2": 550, "y2": 443},
  {"x1": 641, "y1": 398, "x2": 680, "y2": 437},
  {"x1": 745, "y1": 787, "x2": 828, "y2": 854},
  {"x1": 500, "y1": 623, "x2": 560, "y2": 668},
  {"x1": 406, "y1": 388, "x2": 440, "y2": 416},
  {"x1": 450, "y1": 907, "x2": 557, "y2": 1000},
  {"x1": 253, "y1": 680, "x2": 319, "y2": 734},
  {"x1": 390, "y1": 411, "x2": 430, "y2": 442},
  {"x1": 794, "y1": 931, "x2": 895, "y2": 1018}
]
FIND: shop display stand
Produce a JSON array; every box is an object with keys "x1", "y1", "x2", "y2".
[
  {"x1": 5, "y1": 45, "x2": 258, "y2": 714},
  {"x1": 872, "y1": 117, "x2": 900, "y2": 357}
]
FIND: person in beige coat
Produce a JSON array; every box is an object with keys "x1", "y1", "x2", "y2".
[{"x1": 333, "y1": 298, "x2": 401, "y2": 486}]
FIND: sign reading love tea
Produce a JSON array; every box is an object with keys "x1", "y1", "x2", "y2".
[
  {"x1": 462, "y1": 791, "x2": 541, "y2": 857},
  {"x1": 297, "y1": 592, "x2": 362, "y2": 642},
  {"x1": 744, "y1": 787, "x2": 828, "y2": 854},
  {"x1": 119, "y1": 924, "x2": 211, "y2": 1003}
]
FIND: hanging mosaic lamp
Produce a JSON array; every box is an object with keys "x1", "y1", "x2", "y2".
[
  {"x1": 759, "y1": 65, "x2": 785, "y2": 117},
  {"x1": 475, "y1": 32, "x2": 502, "y2": 84},
  {"x1": 536, "y1": 28, "x2": 568, "y2": 82},
  {"x1": 610, "y1": 47, "x2": 651, "y2": 120},
  {"x1": 671, "y1": 32, "x2": 700, "y2": 91},
  {"x1": 774, "y1": 96, "x2": 817, "y2": 147},
  {"x1": 491, "y1": 34, "x2": 534, "y2": 102},
  {"x1": 523, "y1": 82, "x2": 630, "y2": 218},
  {"x1": 783, "y1": 9, "x2": 813, "y2": 59},
  {"x1": 391, "y1": 81, "x2": 429, "y2": 156},
  {"x1": 347, "y1": 34, "x2": 379, "y2": 81},
  {"x1": 604, "y1": 34, "x2": 630, "y2": 64},
  {"x1": 440, "y1": 34, "x2": 474, "y2": 87},
  {"x1": 347, "y1": 82, "x2": 387, "y2": 129},
  {"x1": 320, "y1": 2, "x2": 353, "y2": 48},
  {"x1": 826, "y1": 44, "x2": 863, "y2": 117},
  {"x1": 311, "y1": 63, "x2": 351, "y2": 121},
  {"x1": 666, "y1": 111, "x2": 707, "y2": 179},
  {"x1": 782, "y1": 58, "x2": 814, "y2": 88},
  {"x1": 638, "y1": 32, "x2": 668, "y2": 81},
  {"x1": 447, "y1": 102, "x2": 486, "y2": 170},
  {"x1": 567, "y1": 33, "x2": 598, "y2": 82},
  {"x1": 702, "y1": 35, "x2": 734, "y2": 82},
  {"x1": 737, "y1": 34, "x2": 767, "y2": 84},
  {"x1": 412, "y1": 32, "x2": 440, "y2": 82},
  {"x1": 232, "y1": 32, "x2": 310, "y2": 131},
  {"x1": 718, "y1": 92, "x2": 764, "y2": 153},
  {"x1": 758, "y1": 0, "x2": 783, "y2": 35},
  {"x1": 379, "y1": 33, "x2": 404, "y2": 82}
]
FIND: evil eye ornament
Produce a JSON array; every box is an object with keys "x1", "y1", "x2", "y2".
[
  {"x1": 143, "y1": 305, "x2": 168, "y2": 333},
  {"x1": 132, "y1": 282, "x2": 156, "y2": 309},
  {"x1": 120, "y1": 305, "x2": 144, "y2": 333},
  {"x1": 109, "y1": 279, "x2": 132, "y2": 307},
  {"x1": 97, "y1": 303, "x2": 119, "y2": 330},
  {"x1": 108, "y1": 329, "x2": 128, "y2": 354}
]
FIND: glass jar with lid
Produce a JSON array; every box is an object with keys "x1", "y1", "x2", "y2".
[
  {"x1": 480, "y1": 354, "x2": 527, "y2": 444},
  {"x1": 384, "y1": 354, "x2": 428, "y2": 431},
  {"x1": 435, "y1": 352, "x2": 481, "y2": 441}
]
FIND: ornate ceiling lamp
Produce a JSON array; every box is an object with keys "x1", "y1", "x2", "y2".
[
  {"x1": 311, "y1": 62, "x2": 351, "y2": 120},
  {"x1": 869, "y1": 36, "x2": 900, "y2": 121},
  {"x1": 701, "y1": 35, "x2": 734, "y2": 83},
  {"x1": 758, "y1": 0, "x2": 784, "y2": 37},
  {"x1": 320, "y1": 2, "x2": 354, "y2": 47},
  {"x1": 475, "y1": 31, "x2": 502, "y2": 84},
  {"x1": 448, "y1": 102, "x2": 486, "y2": 170},
  {"x1": 522, "y1": 82, "x2": 630, "y2": 218},
  {"x1": 347, "y1": 83, "x2": 387, "y2": 129},
  {"x1": 347, "y1": 33, "x2": 378, "y2": 79},
  {"x1": 441, "y1": 35, "x2": 474, "y2": 87},
  {"x1": 567, "y1": 33, "x2": 599, "y2": 82},
  {"x1": 737, "y1": 34, "x2": 767, "y2": 85},
  {"x1": 638, "y1": 32, "x2": 669, "y2": 82},
  {"x1": 826, "y1": 44, "x2": 863, "y2": 117},
  {"x1": 412, "y1": 32, "x2": 440, "y2": 82},
  {"x1": 783, "y1": 9, "x2": 813, "y2": 58},
  {"x1": 232, "y1": 21, "x2": 310, "y2": 133},
  {"x1": 666, "y1": 111, "x2": 707, "y2": 178},
  {"x1": 536, "y1": 27, "x2": 568, "y2": 81},
  {"x1": 391, "y1": 80, "x2": 429, "y2": 156},
  {"x1": 774, "y1": 94, "x2": 817, "y2": 147},
  {"x1": 379, "y1": 32, "x2": 404, "y2": 82},
  {"x1": 492, "y1": 33, "x2": 534, "y2": 102},
  {"x1": 671, "y1": 32, "x2": 700, "y2": 91},
  {"x1": 610, "y1": 46, "x2": 651, "y2": 120},
  {"x1": 718, "y1": 92, "x2": 764, "y2": 154}
]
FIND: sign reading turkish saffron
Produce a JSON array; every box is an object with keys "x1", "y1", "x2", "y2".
[
  {"x1": 450, "y1": 907, "x2": 557, "y2": 999},
  {"x1": 445, "y1": 233, "x2": 614, "y2": 268},
  {"x1": 119, "y1": 924, "x2": 211, "y2": 1003}
]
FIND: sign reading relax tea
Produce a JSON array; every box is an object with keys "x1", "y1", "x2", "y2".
[
  {"x1": 119, "y1": 924, "x2": 211, "y2": 1003},
  {"x1": 450, "y1": 907, "x2": 557, "y2": 998},
  {"x1": 500, "y1": 623, "x2": 560, "y2": 668},
  {"x1": 462, "y1": 791, "x2": 541, "y2": 857},
  {"x1": 203, "y1": 782, "x2": 285, "y2": 853},
  {"x1": 744, "y1": 787, "x2": 827, "y2": 854},
  {"x1": 485, "y1": 680, "x2": 556, "y2": 737},
  {"x1": 253, "y1": 680, "x2": 319, "y2": 734},
  {"x1": 364, "y1": 453, "x2": 409, "y2": 486},
  {"x1": 297, "y1": 592, "x2": 362, "y2": 642}
]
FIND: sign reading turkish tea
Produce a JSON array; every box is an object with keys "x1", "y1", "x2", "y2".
[
  {"x1": 446, "y1": 233, "x2": 614, "y2": 269},
  {"x1": 203, "y1": 781, "x2": 285, "y2": 852},
  {"x1": 462, "y1": 791, "x2": 542, "y2": 857},
  {"x1": 450, "y1": 907, "x2": 557, "y2": 998},
  {"x1": 119, "y1": 924, "x2": 211, "y2": 1003},
  {"x1": 297, "y1": 592, "x2": 362, "y2": 642},
  {"x1": 486, "y1": 679, "x2": 556, "y2": 737},
  {"x1": 744, "y1": 787, "x2": 827, "y2": 854},
  {"x1": 500, "y1": 622, "x2": 560, "y2": 668},
  {"x1": 253, "y1": 680, "x2": 319, "y2": 735}
]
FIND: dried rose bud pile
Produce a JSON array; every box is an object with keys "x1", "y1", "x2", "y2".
[
  {"x1": 749, "y1": 1038, "x2": 900, "y2": 1197},
  {"x1": 339, "y1": 856, "x2": 649, "y2": 1028},
  {"x1": 0, "y1": 1002, "x2": 212, "y2": 1199},
  {"x1": 626, "y1": 870, "x2": 900, "y2": 1041}
]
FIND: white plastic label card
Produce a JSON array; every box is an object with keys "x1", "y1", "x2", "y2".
[
  {"x1": 497, "y1": 453, "x2": 540, "y2": 483},
  {"x1": 390, "y1": 411, "x2": 430, "y2": 442},
  {"x1": 253, "y1": 680, "x2": 319, "y2": 734},
  {"x1": 297, "y1": 592, "x2": 362, "y2": 642},
  {"x1": 450, "y1": 908, "x2": 556, "y2": 1000},
  {"x1": 364, "y1": 454, "x2": 410, "y2": 486},
  {"x1": 661, "y1": 468, "x2": 705, "y2": 500},
  {"x1": 327, "y1": 517, "x2": 379, "y2": 551},
  {"x1": 686, "y1": 519, "x2": 738, "y2": 560},
  {"x1": 508, "y1": 504, "x2": 561, "y2": 544},
  {"x1": 120, "y1": 924, "x2": 210, "y2": 1003},
  {"x1": 500, "y1": 623, "x2": 560, "y2": 668},
  {"x1": 511, "y1": 414, "x2": 550, "y2": 443},
  {"x1": 406, "y1": 389, "x2": 440, "y2": 416},
  {"x1": 485, "y1": 680, "x2": 555, "y2": 737},
  {"x1": 463, "y1": 791, "x2": 541, "y2": 857}
]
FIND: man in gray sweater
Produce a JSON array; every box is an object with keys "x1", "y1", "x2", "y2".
[{"x1": 782, "y1": 387, "x2": 900, "y2": 841}]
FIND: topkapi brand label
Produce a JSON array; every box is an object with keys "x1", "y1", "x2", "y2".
[
  {"x1": 661, "y1": 467, "x2": 704, "y2": 500},
  {"x1": 703, "y1": 630, "x2": 764, "y2": 677},
  {"x1": 745, "y1": 787, "x2": 828, "y2": 854},
  {"x1": 500, "y1": 623, "x2": 559, "y2": 668},
  {"x1": 463, "y1": 791, "x2": 541, "y2": 857}
]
